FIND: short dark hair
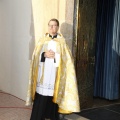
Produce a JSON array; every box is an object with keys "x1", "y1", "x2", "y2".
[{"x1": 48, "y1": 18, "x2": 59, "y2": 26}]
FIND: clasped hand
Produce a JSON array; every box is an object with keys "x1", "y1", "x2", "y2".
[{"x1": 44, "y1": 50, "x2": 55, "y2": 58}]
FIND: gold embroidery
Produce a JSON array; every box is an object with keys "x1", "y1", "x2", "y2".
[
  {"x1": 26, "y1": 34, "x2": 80, "y2": 113},
  {"x1": 40, "y1": 63, "x2": 44, "y2": 84}
]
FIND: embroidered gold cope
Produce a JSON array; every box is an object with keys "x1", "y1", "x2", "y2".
[{"x1": 26, "y1": 33, "x2": 80, "y2": 113}]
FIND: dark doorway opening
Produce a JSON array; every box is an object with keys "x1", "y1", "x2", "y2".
[{"x1": 75, "y1": 0, "x2": 120, "y2": 110}]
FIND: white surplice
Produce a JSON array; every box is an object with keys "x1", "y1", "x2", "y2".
[{"x1": 36, "y1": 39, "x2": 60, "y2": 96}]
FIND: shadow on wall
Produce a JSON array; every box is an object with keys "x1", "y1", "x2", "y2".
[
  {"x1": 29, "y1": 6, "x2": 35, "y2": 60},
  {"x1": 60, "y1": 22, "x2": 73, "y2": 49}
]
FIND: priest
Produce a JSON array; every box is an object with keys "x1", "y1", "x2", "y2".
[{"x1": 26, "y1": 18, "x2": 80, "y2": 120}]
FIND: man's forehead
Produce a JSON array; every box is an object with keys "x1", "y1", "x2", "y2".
[{"x1": 49, "y1": 21, "x2": 57, "y2": 24}]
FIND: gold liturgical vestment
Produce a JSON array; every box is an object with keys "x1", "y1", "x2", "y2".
[{"x1": 26, "y1": 33, "x2": 80, "y2": 113}]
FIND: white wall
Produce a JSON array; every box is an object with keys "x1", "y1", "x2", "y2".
[
  {"x1": 0, "y1": 0, "x2": 32, "y2": 100},
  {"x1": 0, "y1": 0, "x2": 74, "y2": 101},
  {"x1": 0, "y1": 1, "x2": 12, "y2": 92}
]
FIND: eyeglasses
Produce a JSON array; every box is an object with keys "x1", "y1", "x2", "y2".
[{"x1": 48, "y1": 25, "x2": 58, "y2": 27}]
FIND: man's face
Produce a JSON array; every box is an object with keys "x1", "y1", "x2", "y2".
[{"x1": 48, "y1": 21, "x2": 59, "y2": 35}]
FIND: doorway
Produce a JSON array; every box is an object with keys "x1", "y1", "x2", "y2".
[{"x1": 75, "y1": 0, "x2": 120, "y2": 109}]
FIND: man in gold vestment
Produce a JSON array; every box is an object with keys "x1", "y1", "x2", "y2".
[{"x1": 26, "y1": 18, "x2": 80, "y2": 120}]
